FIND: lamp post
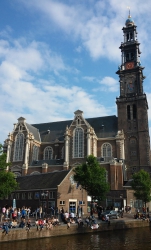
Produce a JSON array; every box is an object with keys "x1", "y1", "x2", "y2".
[{"x1": 41, "y1": 191, "x2": 49, "y2": 218}]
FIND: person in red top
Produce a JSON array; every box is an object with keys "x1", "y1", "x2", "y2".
[{"x1": 38, "y1": 219, "x2": 44, "y2": 230}]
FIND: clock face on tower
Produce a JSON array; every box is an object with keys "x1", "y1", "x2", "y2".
[{"x1": 125, "y1": 62, "x2": 134, "y2": 70}]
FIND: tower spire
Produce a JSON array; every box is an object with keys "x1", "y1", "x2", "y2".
[{"x1": 127, "y1": 6, "x2": 131, "y2": 18}]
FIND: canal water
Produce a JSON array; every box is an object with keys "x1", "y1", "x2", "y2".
[{"x1": 1, "y1": 227, "x2": 151, "y2": 250}]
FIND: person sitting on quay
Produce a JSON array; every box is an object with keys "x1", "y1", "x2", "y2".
[
  {"x1": 45, "y1": 218, "x2": 53, "y2": 230},
  {"x1": 26, "y1": 219, "x2": 31, "y2": 231},
  {"x1": 51, "y1": 216, "x2": 60, "y2": 226},
  {"x1": 77, "y1": 217, "x2": 84, "y2": 227},
  {"x1": 70, "y1": 211, "x2": 75, "y2": 219},
  {"x1": 70, "y1": 218, "x2": 76, "y2": 224},
  {"x1": 2, "y1": 219, "x2": 9, "y2": 235},
  {"x1": 85, "y1": 216, "x2": 90, "y2": 227},
  {"x1": 38, "y1": 219, "x2": 44, "y2": 230},
  {"x1": 19, "y1": 218, "x2": 26, "y2": 228},
  {"x1": 67, "y1": 217, "x2": 71, "y2": 229},
  {"x1": 35, "y1": 219, "x2": 39, "y2": 230}
]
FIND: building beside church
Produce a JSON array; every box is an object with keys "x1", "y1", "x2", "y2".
[{"x1": 2, "y1": 14, "x2": 151, "y2": 212}]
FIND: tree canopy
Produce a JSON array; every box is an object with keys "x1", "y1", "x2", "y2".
[
  {"x1": 0, "y1": 143, "x2": 18, "y2": 199},
  {"x1": 0, "y1": 144, "x2": 10, "y2": 170},
  {"x1": 73, "y1": 155, "x2": 110, "y2": 202},
  {"x1": 131, "y1": 169, "x2": 151, "y2": 207}
]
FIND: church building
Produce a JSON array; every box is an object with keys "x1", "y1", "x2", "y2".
[{"x1": 3, "y1": 14, "x2": 151, "y2": 212}]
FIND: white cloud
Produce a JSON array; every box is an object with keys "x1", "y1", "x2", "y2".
[
  {"x1": 99, "y1": 77, "x2": 118, "y2": 92},
  {"x1": 0, "y1": 35, "x2": 111, "y2": 143},
  {"x1": 18, "y1": 0, "x2": 151, "y2": 61},
  {"x1": 83, "y1": 76, "x2": 118, "y2": 92}
]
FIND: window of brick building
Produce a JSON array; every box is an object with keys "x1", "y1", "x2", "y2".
[
  {"x1": 60, "y1": 201, "x2": 65, "y2": 205},
  {"x1": 34, "y1": 192, "x2": 40, "y2": 199},
  {"x1": 28, "y1": 192, "x2": 32, "y2": 199},
  {"x1": 22, "y1": 193, "x2": 26, "y2": 200},
  {"x1": 15, "y1": 193, "x2": 20, "y2": 200},
  {"x1": 49, "y1": 191, "x2": 55, "y2": 199}
]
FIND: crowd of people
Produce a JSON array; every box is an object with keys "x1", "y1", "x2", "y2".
[{"x1": 0, "y1": 205, "x2": 100, "y2": 234}]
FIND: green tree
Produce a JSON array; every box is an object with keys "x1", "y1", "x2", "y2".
[
  {"x1": 0, "y1": 143, "x2": 11, "y2": 170},
  {"x1": 73, "y1": 155, "x2": 110, "y2": 202},
  {"x1": 0, "y1": 171, "x2": 19, "y2": 199},
  {"x1": 0, "y1": 143, "x2": 18, "y2": 199},
  {"x1": 131, "y1": 169, "x2": 151, "y2": 208}
]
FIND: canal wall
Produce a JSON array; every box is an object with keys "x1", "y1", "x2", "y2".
[{"x1": 0, "y1": 219, "x2": 150, "y2": 242}]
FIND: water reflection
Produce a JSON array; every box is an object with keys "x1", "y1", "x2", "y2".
[{"x1": 1, "y1": 227, "x2": 151, "y2": 250}]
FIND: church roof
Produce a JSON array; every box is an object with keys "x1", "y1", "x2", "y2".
[
  {"x1": 32, "y1": 115, "x2": 118, "y2": 142},
  {"x1": 16, "y1": 170, "x2": 70, "y2": 191},
  {"x1": 26, "y1": 123, "x2": 41, "y2": 142}
]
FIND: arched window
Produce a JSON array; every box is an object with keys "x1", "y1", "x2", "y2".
[
  {"x1": 73, "y1": 128, "x2": 84, "y2": 158},
  {"x1": 44, "y1": 146, "x2": 53, "y2": 160},
  {"x1": 101, "y1": 143, "x2": 112, "y2": 160},
  {"x1": 32, "y1": 145, "x2": 39, "y2": 161},
  {"x1": 13, "y1": 133, "x2": 24, "y2": 161}
]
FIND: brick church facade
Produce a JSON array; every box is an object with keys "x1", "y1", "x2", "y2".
[{"x1": 3, "y1": 14, "x2": 151, "y2": 212}]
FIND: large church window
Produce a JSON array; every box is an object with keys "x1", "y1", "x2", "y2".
[
  {"x1": 13, "y1": 133, "x2": 24, "y2": 161},
  {"x1": 44, "y1": 146, "x2": 53, "y2": 160},
  {"x1": 32, "y1": 145, "x2": 39, "y2": 161},
  {"x1": 127, "y1": 105, "x2": 131, "y2": 120},
  {"x1": 102, "y1": 143, "x2": 112, "y2": 160},
  {"x1": 73, "y1": 128, "x2": 84, "y2": 158}
]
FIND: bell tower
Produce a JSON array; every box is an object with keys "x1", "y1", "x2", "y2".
[{"x1": 116, "y1": 13, "x2": 150, "y2": 174}]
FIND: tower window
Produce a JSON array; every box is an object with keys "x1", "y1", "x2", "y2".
[
  {"x1": 130, "y1": 33, "x2": 133, "y2": 40},
  {"x1": 127, "y1": 105, "x2": 131, "y2": 120},
  {"x1": 126, "y1": 53, "x2": 129, "y2": 61},
  {"x1": 13, "y1": 133, "x2": 24, "y2": 162},
  {"x1": 44, "y1": 146, "x2": 53, "y2": 160},
  {"x1": 133, "y1": 104, "x2": 137, "y2": 119},
  {"x1": 131, "y1": 52, "x2": 134, "y2": 60},
  {"x1": 73, "y1": 128, "x2": 84, "y2": 158}
]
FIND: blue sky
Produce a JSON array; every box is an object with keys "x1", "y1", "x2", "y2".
[{"x1": 0, "y1": 0, "x2": 151, "y2": 143}]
